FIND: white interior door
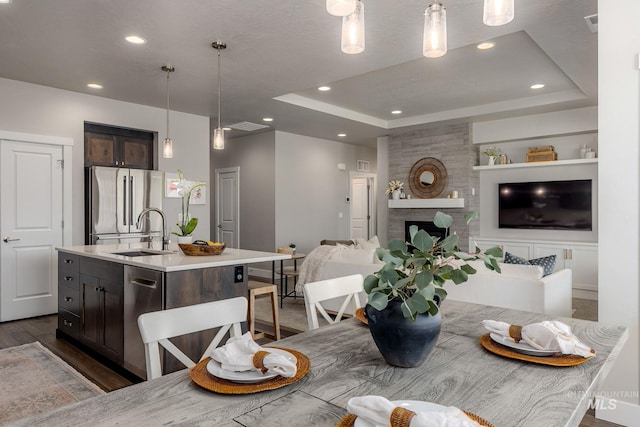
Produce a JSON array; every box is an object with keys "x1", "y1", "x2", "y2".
[
  {"x1": 215, "y1": 167, "x2": 239, "y2": 248},
  {"x1": 350, "y1": 173, "x2": 376, "y2": 239},
  {"x1": 1, "y1": 140, "x2": 63, "y2": 321}
]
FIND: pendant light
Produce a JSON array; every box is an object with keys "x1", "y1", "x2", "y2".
[
  {"x1": 341, "y1": 0, "x2": 365, "y2": 54},
  {"x1": 423, "y1": 2, "x2": 447, "y2": 58},
  {"x1": 326, "y1": 0, "x2": 356, "y2": 17},
  {"x1": 212, "y1": 41, "x2": 226, "y2": 150},
  {"x1": 161, "y1": 65, "x2": 175, "y2": 158},
  {"x1": 483, "y1": 0, "x2": 514, "y2": 26}
]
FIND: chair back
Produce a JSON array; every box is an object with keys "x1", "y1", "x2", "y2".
[
  {"x1": 137, "y1": 296, "x2": 247, "y2": 380},
  {"x1": 303, "y1": 274, "x2": 364, "y2": 330}
]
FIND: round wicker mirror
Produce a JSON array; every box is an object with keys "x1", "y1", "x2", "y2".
[{"x1": 408, "y1": 157, "x2": 447, "y2": 198}]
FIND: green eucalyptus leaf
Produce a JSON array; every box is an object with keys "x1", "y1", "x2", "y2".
[
  {"x1": 483, "y1": 246, "x2": 504, "y2": 258},
  {"x1": 439, "y1": 234, "x2": 459, "y2": 252},
  {"x1": 454, "y1": 251, "x2": 475, "y2": 261},
  {"x1": 388, "y1": 238, "x2": 408, "y2": 253},
  {"x1": 434, "y1": 287, "x2": 447, "y2": 301},
  {"x1": 427, "y1": 300, "x2": 439, "y2": 316},
  {"x1": 460, "y1": 263, "x2": 477, "y2": 275},
  {"x1": 368, "y1": 292, "x2": 389, "y2": 310},
  {"x1": 449, "y1": 268, "x2": 468, "y2": 284},
  {"x1": 464, "y1": 211, "x2": 479, "y2": 225},
  {"x1": 412, "y1": 229, "x2": 433, "y2": 252},
  {"x1": 418, "y1": 283, "x2": 436, "y2": 301},
  {"x1": 433, "y1": 211, "x2": 452, "y2": 229},
  {"x1": 407, "y1": 293, "x2": 430, "y2": 314},
  {"x1": 414, "y1": 270, "x2": 434, "y2": 289},
  {"x1": 409, "y1": 225, "x2": 419, "y2": 242},
  {"x1": 363, "y1": 275, "x2": 379, "y2": 293}
]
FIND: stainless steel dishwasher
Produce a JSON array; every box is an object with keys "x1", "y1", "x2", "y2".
[{"x1": 123, "y1": 265, "x2": 163, "y2": 379}]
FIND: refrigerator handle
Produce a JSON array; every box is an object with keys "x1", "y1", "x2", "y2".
[
  {"x1": 130, "y1": 176, "x2": 134, "y2": 226},
  {"x1": 123, "y1": 175, "x2": 128, "y2": 226}
]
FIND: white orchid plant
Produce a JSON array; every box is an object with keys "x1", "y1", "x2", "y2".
[{"x1": 172, "y1": 169, "x2": 206, "y2": 237}]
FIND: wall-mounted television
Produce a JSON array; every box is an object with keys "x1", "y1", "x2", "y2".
[{"x1": 498, "y1": 180, "x2": 592, "y2": 231}]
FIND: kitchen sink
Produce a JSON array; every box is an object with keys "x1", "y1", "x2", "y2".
[{"x1": 110, "y1": 249, "x2": 176, "y2": 257}]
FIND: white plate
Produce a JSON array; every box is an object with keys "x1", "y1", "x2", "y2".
[
  {"x1": 206, "y1": 348, "x2": 297, "y2": 384},
  {"x1": 489, "y1": 333, "x2": 557, "y2": 357},
  {"x1": 354, "y1": 401, "x2": 447, "y2": 427}
]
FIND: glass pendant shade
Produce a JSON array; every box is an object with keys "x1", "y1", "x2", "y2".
[
  {"x1": 423, "y1": 2, "x2": 447, "y2": 58},
  {"x1": 483, "y1": 0, "x2": 514, "y2": 26},
  {"x1": 341, "y1": 0, "x2": 365, "y2": 54},
  {"x1": 326, "y1": 0, "x2": 356, "y2": 16},
  {"x1": 213, "y1": 127, "x2": 224, "y2": 150},
  {"x1": 162, "y1": 137, "x2": 173, "y2": 158}
]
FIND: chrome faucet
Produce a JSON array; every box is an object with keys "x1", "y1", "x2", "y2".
[{"x1": 136, "y1": 208, "x2": 170, "y2": 250}]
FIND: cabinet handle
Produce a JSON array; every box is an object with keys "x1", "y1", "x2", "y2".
[
  {"x1": 63, "y1": 320, "x2": 73, "y2": 327},
  {"x1": 64, "y1": 296, "x2": 73, "y2": 302},
  {"x1": 64, "y1": 259, "x2": 74, "y2": 264},
  {"x1": 64, "y1": 276, "x2": 73, "y2": 281}
]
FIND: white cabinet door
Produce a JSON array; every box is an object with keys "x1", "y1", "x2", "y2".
[{"x1": 568, "y1": 245, "x2": 598, "y2": 292}]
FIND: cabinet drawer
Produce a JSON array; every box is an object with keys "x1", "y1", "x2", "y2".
[
  {"x1": 59, "y1": 253, "x2": 80, "y2": 274},
  {"x1": 58, "y1": 283, "x2": 80, "y2": 315},
  {"x1": 58, "y1": 310, "x2": 80, "y2": 340},
  {"x1": 80, "y1": 257, "x2": 124, "y2": 284}
]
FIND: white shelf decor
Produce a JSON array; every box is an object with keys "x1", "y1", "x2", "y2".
[
  {"x1": 472, "y1": 158, "x2": 597, "y2": 171},
  {"x1": 388, "y1": 198, "x2": 465, "y2": 209}
]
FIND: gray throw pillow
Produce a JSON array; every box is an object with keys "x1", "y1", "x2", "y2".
[{"x1": 504, "y1": 252, "x2": 556, "y2": 277}]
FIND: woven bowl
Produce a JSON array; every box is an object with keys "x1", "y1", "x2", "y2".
[{"x1": 178, "y1": 242, "x2": 226, "y2": 256}]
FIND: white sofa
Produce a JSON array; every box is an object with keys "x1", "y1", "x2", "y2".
[{"x1": 443, "y1": 260, "x2": 573, "y2": 317}]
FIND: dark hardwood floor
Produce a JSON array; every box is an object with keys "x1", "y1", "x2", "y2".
[{"x1": 0, "y1": 314, "x2": 621, "y2": 426}]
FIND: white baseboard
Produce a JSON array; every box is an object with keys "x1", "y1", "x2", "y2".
[
  {"x1": 573, "y1": 288, "x2": 598, "y2": 300},
  {"x1": 248, "y1": 267, "x2": 272, "y2": 279},
  {"x1": 596, "y1": 397, "x2": 640, "y2": 426}
]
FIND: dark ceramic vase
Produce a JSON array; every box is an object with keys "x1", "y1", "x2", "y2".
[{"x1": 365, "y1": 300, "x2": 442, "y2": 368}]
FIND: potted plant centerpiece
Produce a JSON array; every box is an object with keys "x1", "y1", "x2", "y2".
[
  {"x1": 364, "y1": 211, "x2": 502, "y2": 367},
  {"x1": 289, "y1": 242, "x2": 297, "y2": 255},
  {"x1": 172, "y1": 170, "x2": 206, "y2": 244}
]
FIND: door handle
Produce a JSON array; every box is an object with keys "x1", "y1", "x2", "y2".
[
  {"x1": 217, "y1": 225, "x2": 223, "y2": 229},
  {"x1": 3, "y1": 236, "x2": 20, "y2": 243}
]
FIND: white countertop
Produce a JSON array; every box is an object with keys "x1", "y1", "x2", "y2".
[{"x1": 56, "y1": 243, "x2": 291, "y2": 272}]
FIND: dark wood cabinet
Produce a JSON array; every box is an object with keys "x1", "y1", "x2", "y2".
[
  {"x1": 57, "y1": 254, "x2": 80, "y2": 340},
  {"x1": 78, "y1": 258, "x2": 124, "y2": 364},
  {"x1": 84, "y1": 123, "x2": 155, "y2": 169}
]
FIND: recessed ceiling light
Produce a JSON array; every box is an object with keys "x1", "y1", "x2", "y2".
[
  {"x1": 0, "y1": 0, "x2": 12, "y2": 4},
  {"x1": 391, "y1": 110, "x2": 403, "y2": 115},
  {"x1": 477, "y1": 42, "x2": 495, "y2": 50},
  {"x1": 87, "y1": 83, "x2": 103, "y2": 89},
  {"x1": 262, "y1": 117, "x2": 274, "y2": 122},
  {"x1": 530, "y1": 83, "x2": 545, "y2": 90},
  {"x1": 338, "y1": 133, "x2": 347, "y2": 137},
  {"x1": 125, "y1": 35, "x2": 146, "y2": 44},
  {"x1": 318, "y1": 86, "x2": 331, "y2": 91}
]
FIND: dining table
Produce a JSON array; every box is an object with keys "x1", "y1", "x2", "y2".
[{"x1": 16, "y1": 300, "x2": 627, "y2": 427}]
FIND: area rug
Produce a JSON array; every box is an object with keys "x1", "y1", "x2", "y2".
[{"x1": 0, "y1": 342, "x2": 104, "y2": 425}]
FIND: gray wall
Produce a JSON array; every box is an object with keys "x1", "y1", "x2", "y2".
[
  {"x1": 387, "y1": 122, "x2": 478, "y2": 251},
  {"x1": 211, "y1": 131, "x2": 276, "y2": 252}
]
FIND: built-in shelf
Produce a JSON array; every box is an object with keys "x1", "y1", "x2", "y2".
[
  {"x1": 473, "y1": 158, "x2": 597, "y2": 171},
  {"x1": 388, "y1": 198, "x2": 465, "y2": 209}
]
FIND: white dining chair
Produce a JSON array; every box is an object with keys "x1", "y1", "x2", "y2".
[
  {"x1": 303, "y1": 274, "x2": 364, "y2": 330},
  {"x1": 137, "y1": 296, "x2": 247, "y2": 380}
]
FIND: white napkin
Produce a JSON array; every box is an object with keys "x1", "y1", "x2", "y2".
[
  {"x1": 347, "y1": 396, "x2": 482, "y2": 427},
  {"x1": 483, "y1": 319, "x2": 595, "y2": 358},
  {"x1": 210, "y1": 332, "x2": 297, "y2": 377}
]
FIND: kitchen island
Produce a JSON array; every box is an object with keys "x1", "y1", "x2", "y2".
[{"x1": 56, "y1": 243, "x2": 289, "y2": 379}]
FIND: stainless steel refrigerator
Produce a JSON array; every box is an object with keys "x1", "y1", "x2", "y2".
[{"x1": 86, "y1": 166, "x2": 164, "y2": 245}]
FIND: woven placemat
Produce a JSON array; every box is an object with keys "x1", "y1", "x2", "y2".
[
  {"x1": 354, "y1": 307, "x2": 367, "y2": 325},
  {"x1": 335, "y1": 409, "x2": 493, "y2": 427},
  {"x1": 189, "y1": 347, "x2": 309, "y2": 394},
  {"x1": 479, "y1": 333, "x2": 591, "y2": 367}
]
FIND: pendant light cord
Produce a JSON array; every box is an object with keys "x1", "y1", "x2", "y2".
[
  {"x1": 166, "y1": 69, "x2": 171, "y2": 138},
  {"x1": 217, "y1": 49, "x2": 222, "y2": 129}
]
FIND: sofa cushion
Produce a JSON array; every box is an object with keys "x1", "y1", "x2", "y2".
[
  {"x1": 463, "y1": 259, "x2": 543, "y2": 280},
  {"x1": 504, "y1": 252, "x2": 556, "y2": 277},
  {"x1": 320, "y1": 239, "x2": 355, "y2": 246},
  {"x1": 329, "y1": 246, "x2": 376, "y2": 265},
  {"x1": 354, "y1": 236, "x2": 380, "y2": 251}
]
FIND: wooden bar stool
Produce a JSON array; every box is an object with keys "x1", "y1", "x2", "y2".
[{"x1": 247, "y1": 280, "x2": 281, "y2": 341}]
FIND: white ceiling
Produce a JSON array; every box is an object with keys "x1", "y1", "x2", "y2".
[{"x1": 0, "y1": 0, "x2": 597, "y2": 147}]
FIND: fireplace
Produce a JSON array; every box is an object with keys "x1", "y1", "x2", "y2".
[{"x1": 404, "y1": 220, "x2": 448, "y2": 243}]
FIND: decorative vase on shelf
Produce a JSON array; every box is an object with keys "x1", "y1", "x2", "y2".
[
  {"x1": 392, "y1": 189, "x2": 401, "y2": 200},
  {"x1": 488, "y1": 156, "x2": 496, "y2": 166},
  {"x1": 177, "y1": 235, "x2": 193, "y2": 244}
]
